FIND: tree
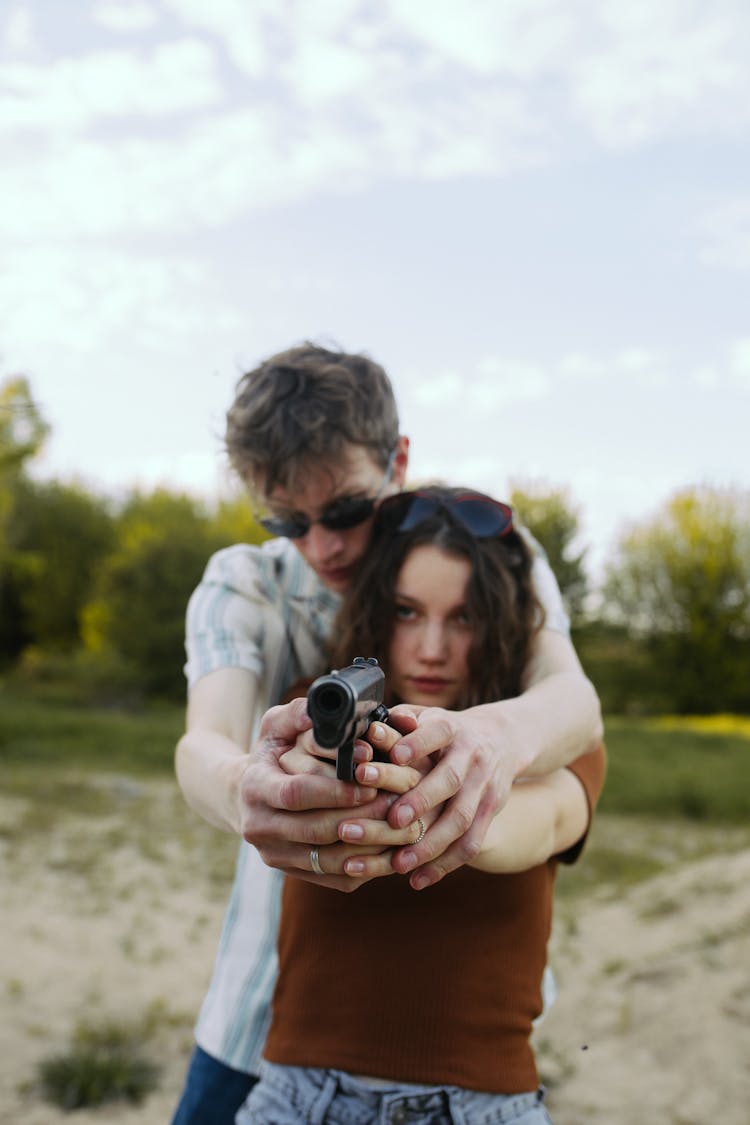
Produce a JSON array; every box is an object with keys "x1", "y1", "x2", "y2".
[
  {"x1": 0, "y1": 376, "x2": 49, "y2": 472},
  {"x1": 509, "y1": 481, "x2": 589, "y2": 625},
  {"x1": 0, "y1": 377, "x2": 50, "y2": 559},
  {"x1": 82, "y1": 490, "x2": 232, "y2": 698},
  {"x1": 0, "y1": 377, "x2": 52, "y2": 662},
  {"x1": 603, "y1": 485, "x2": 750, "y2": 713},
  {"x1": 6, "y1": 478, "x2": 115, "y2": 652}
]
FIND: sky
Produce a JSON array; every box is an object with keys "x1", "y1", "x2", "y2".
[{"x1": 2, "y1": 0, "x2": 749, "y2": 580}]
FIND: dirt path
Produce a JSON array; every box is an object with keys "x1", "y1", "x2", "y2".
[{"x1": 1, "y1": 781, "x2": 749, "y2": 1123}]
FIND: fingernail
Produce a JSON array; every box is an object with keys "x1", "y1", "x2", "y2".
[
  {"x1": 360, "y1": 765, "x2": 378, "y2": 783},
  {"x1": 370, "y1": 723, "x2": 385, "y2": 740},
  {"x1": 393, "y1": 745, "x2": 412, "y2": 765},
  {"x1": 395, "y1": 803, "x2": 414, "y2": 828},
  {"x1": 411, "y1": 873, "x2": 430, "y2": 891},
  {"x1": 341, "y1": 823, "x2": 364, "y2": 841},
  {"x1": 400, "y1": 850, "x2": 417, "y2": 872},
  {"x1": 345, "y1": 859, "x2": 365, "y2": 874}
]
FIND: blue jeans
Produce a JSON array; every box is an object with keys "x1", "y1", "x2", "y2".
[
  {"x1": 170, "y1": 1046, "x2": 258, "y2": 1125},
  {"x1": 236, "y1": 1062, "x2": 553, "y2": 1124}
]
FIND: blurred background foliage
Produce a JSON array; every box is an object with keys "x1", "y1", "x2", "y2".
[{"x1": 1, "y1": 374, "x2": 748, "y2": 714}]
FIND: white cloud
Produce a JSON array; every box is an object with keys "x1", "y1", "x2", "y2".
[
  {"x1": 0, "y1": 104, "x2": 318, "y2": 239},
  {"x1": 2, "y1": 5, "x2": 37, "y2": 53},
  {"x1": 385, "y1": 0, "x2": 576, "y2": 80},
  {"x1": 3, "y1": 1, "x2": 747, "y2": 246},
  {"x1": 615, "y1": 347, "x2": 665, "y2": 374},
  {"x1": 559, "y1": 353, "x2": 607, "y2": 381},
  {"x1": 161, "y1": 0, "x2": 274, "y2": 78},
  {"x1": 729, "y1": 339, "x2": 750, "y2": 387},
  {"x1": 280, "y1": 37, "x2": 388, "y2": 105},
  {"x1": 570, "y1": 0, "x2": 750, "y2": 147},
  {"x1": 411, "y1": 371, "x2": 463, "y2": 406},
  {"x1": 0, "y1": 39, "x2": 222, "y2": 134},
  {"x1": 471, "y1": 358, "x2": 550, "y2": 407},
  {"x1": 92, "y1": 1, "x2": 160, "y2": 34},
  {"x1": 0, "y1": 245, "x2": 243, "y2": 369}
]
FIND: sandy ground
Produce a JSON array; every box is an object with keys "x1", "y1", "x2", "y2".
[{"x1": 1, "y1": 778, "x2": 749, "y2": 1124}]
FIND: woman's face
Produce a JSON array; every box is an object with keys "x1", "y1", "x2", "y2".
[{"x1": 387, "y1": 544, "x2": 473, "y2": 710}]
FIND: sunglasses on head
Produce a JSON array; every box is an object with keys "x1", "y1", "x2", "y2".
[
  {"x1": 259, "y1": 450, "x2": 396, "y2": 540},
  {"x1": 379, "y1": 490, "x2": 514, "y2": 539}
]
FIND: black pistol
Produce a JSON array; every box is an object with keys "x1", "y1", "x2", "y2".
[{"x1": 306, "y1": 657, "x2": 389, "y2": 781}]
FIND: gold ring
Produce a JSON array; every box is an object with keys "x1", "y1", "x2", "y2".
[
  {"x1": 310, "y1": 847, "x2": 324, "y2": 876},
  {"x1": 413, "y1": 817, "x2": 426, "y2": 845}
]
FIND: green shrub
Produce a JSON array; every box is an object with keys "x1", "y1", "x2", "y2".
[{"x1": 35, "y1": 1018, "x2": 159, "y2": 1110}]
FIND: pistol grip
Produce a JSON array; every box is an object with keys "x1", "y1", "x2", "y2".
[{"x1": 336, "y1": 740, "x2": 356, "y2": 782}]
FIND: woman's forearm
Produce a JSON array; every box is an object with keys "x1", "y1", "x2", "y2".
[{"x1": 470, "y1": 769, "x2": 590, "y2": 873}]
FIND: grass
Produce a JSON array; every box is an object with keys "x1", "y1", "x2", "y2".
[
  {"x1": 33, "y1": 1015, "x2": 161, "y2": 1110},
  {"x1": 3, "y1": 678, "x2": 749, "y2": 822},
  {"x1": 598, "y1": 714, "x2": 750, "y2": 823},
  {"x1": 0, "y1": 678, "x2": 183, "y2": 775}
]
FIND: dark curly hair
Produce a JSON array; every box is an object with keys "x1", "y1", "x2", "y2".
[{"x1": 329, "y1": 487, "x2": 545, "y2": 706}]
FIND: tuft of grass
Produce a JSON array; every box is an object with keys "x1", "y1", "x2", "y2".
[{"x1": 34, "y1": 1018, "x2": 160, "y2": 1110}]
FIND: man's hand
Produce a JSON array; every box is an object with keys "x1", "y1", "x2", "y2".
[
  {"x1": 382, "y1": 705, "x2": 517, "y2": 890},
  {"x1": 370, "y1": 630, "x2": 602, "y2": 891},
  {"x1": 240, "y1": 699, "x2": 429, "y2": 892}
]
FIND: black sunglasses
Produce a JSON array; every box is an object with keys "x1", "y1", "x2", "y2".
[
  {"x1": 259, "y1": 451, "x2": 396, "y2": 540},
  {"x1": 378, "y1": 490, "x2": 514, "y2": 539}
]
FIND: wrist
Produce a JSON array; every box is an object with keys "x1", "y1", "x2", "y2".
[{"x1": 468, "y1": 701, "x2": 535, "y2": 779}]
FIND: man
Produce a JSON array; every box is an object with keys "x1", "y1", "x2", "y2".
[{"x1": 171, "y1": 343, "x2": 602, "y2": 1123}]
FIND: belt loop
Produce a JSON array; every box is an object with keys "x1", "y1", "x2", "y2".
[
  {"x1": 444, "y1": 1086, "x2": 467, "y2": 1125},
  {"x1": 309, "y1": 1069, "x2": 339, "y2": 1125}
]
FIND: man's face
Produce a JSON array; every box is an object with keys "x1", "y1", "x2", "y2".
[{"x1": 261, "y1": 440, "x2": 408, "y2": 592}]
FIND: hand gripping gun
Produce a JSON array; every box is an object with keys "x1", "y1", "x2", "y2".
[{"x1": 306, "y1": 657, "x2": 390, "y2": 781}]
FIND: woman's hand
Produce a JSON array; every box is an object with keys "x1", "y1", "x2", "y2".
[
  {"x1": 278, "y1": 716, "x2": 441, "y2": 884},
  {"x1": 335, "y1": 719, "x2": 439, "y2": 879}
]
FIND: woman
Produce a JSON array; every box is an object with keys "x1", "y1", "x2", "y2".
[{"x1": 237, "y1": 487, "x2": 606, "y2": 1125}]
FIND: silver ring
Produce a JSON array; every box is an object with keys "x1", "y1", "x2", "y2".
[
  {"x1": 309, "y1": 847, "x2": 324, "y2": 876},
  {"x1": 413, "y1": 817, "x2": 426, "y2": 844}
]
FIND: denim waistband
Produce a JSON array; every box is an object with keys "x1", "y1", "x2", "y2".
[{"x1": 236, "y1": 1061, "x2": 551, "y2": 1125}]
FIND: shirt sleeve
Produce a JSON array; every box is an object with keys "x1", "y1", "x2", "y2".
[
  {"x1": 558, "y1": 743, "x2": 608, "y2": 865},
  {"x1": 522, "y1": 528, "x2": 570, "y2": 637},
  {"x1": 183, "y1": 543, "x2": 272, "y2": 689}
]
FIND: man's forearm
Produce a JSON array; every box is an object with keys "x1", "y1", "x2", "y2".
[{"x1": 175, "y1": 728, "x2": 247, "y2": 835}]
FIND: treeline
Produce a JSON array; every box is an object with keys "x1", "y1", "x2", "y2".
[{"x1": 2, "y1": 376, "x2": 749, "y2": 713}]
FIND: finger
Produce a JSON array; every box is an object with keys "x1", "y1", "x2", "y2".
[
  {"x1": 279, "y1": 747, "x2": 337, "y2": 777},
  {"x1": 243, "y1": 789, "x2": 396, "y2": 849},
  {"x1": 366, "y1": 720, "x2": 403, "y2": 754},
  {"x1": 382, "y1": 705, "x2": 421, "y2": 735},
  {"x1": 269, "y1": 841, "x2": 395, "y2": 890},
  {"x1": 391, "y1": 760, "x2": 487, "y2": 859},
  {"x1": 393, "y1": 789, "x2": 497, "y2": 888},
  {"x1": 405, "y1": 811, "x2": 493, "y2": 890},
  {"x1": 258, "y1": 697, "x2": 314, "y2": 744},
  {"x1": 273, "y1": 865, "x2": 375, "y2": 893},
  {"x1": 338, "y1": 811, "x2": 430, "y2": 848},
  {"x1": 354, "y1": 760, "x2": 423, "y2": 793},
  {"x1": 343, "y1": 850, "x2": 397, "y2": 880},
  {"x1": 388, "y1": 710, "x2": 456, "y2": 766},
  {"x1": 243, "y1": 763, "x2": 378, "y2": 814},
  {"x1": 386, "y1": 752, "x2": 465, "y2": 829}
]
